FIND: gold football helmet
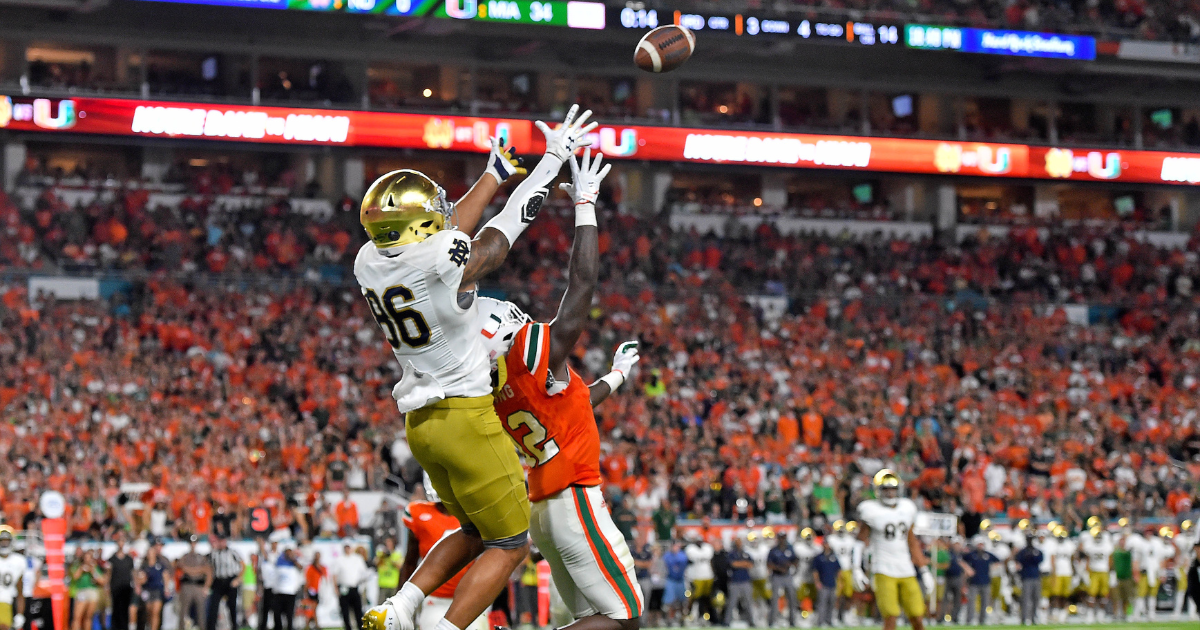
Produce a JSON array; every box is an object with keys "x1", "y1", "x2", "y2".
[
  {"x1": 846, "y1": 521, "x2": 859, "y2": 534},
  {"x1": 1086, "y1": 516, "x2": 1101, "y2": 530},
  {"x1": 1089, "y1": 526, "x2": 1101, "y2": 538},
  {"x1": 832, "y1": 520, "x2": 846, "y2": 534},
  {"x1": 1017, "y1": 518, "x2": 1031, "y2": 532},
  {"x1": 1053, "y1": 526, "x2": 1068, "y2": 539},
  {"x1": 980, "y1": 519, "x2": 992, "y2": 532},
  {"x1": 1182, "y1": 520, "x2": 1193, "y2": 533},
  {"x1": 800, "y1": 527, "x2": 815, "y2": 542},
  {"x1": 1159, "y1": 526, "x2": 1174, "y2": 539},
  {"x1": 0, "y1": 525, "x2": 14, "y2": 556},
  {"x1": 761, "y1": 526, "x2": 776, "y2": 540},
  {"x1": 1117, "y1": 517, "x2": 1129, "y2": 529},
  {"x1": 988, "y1": 530, "x2": 1002, "y2": 542},
  {"x1": 360, "y1": 169, "x2": 454, "y2": 249},
  {"x1": 874, "y1": 469, "x2": 901, "y2": 507}
]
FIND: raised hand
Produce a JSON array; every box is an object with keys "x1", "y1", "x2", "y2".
[{"x1": 535, "y1": 104, "x2": 598, "y2": 161}]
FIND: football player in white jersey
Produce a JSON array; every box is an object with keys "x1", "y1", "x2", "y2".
[
  {"x1": 744, "y1": 530, "x2": 770, "y2": 621},
  {"x1": 361, "y1": 106, "x2": 597, "y2": 630},
  {"x1": 1048, "y1": 527, "x2": 1076, "y2": 622},
  {"x1": 1175, "y1": 520, "x2": 1197, "y2": 619},
  {"x1": 1031, "y1": 526, "x2": 1055, "y2": 620},
  {"x1": 853, "y1": 470, "x2": 933, "y2": 630},
  {"x1": 0, "y1": 528, "x2": 26, "y2": 630},
  {"x1": 1133, "y1": 527, "x2": 1176, "y2": 620},
  {"x1": 825, "y1": 520, "x2": 857, "y2": 624},
  {"x1": 1176, "y1": 520, "x2": 1195, "y2": 619},
  {"x1": 984, "y1": 530, "x2": 1013, "y2": 617},
  {"x1": 792, "y1": 528, "x2": 821, "y2": 613},
  {"x1": 1080, "y1": 525, "x2": 1114, "y2": 622}
]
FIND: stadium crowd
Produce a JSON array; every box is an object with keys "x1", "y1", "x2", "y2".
[
  {"x1": 1, "y1": 172, "x2": 1199, "y2": 525},
  {"x1": 0, "y1": 172, "x2": 1198, "y2": 626}
]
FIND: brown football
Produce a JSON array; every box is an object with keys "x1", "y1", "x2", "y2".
[{"x1": 634, "y1": 25, "x2": 696, "y2": 73}]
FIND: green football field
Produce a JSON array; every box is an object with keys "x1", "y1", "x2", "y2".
[{"x1": 646, "y1": 623, "x2": 1195, "y2": 630}]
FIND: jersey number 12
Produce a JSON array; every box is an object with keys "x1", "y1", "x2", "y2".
[{"x1": 505, "y1": 410, "x2": 560, "y2": 466}]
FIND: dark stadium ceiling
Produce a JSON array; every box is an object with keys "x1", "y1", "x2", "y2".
[{"x1": 1, "y1": 0, "x2": 1199, "y2": 106}]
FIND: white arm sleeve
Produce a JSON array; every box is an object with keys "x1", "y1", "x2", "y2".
[
  {"x1": 480, "y1": 153, "x2": 563, "y2": 246},
  {"x1": 851, "y1": 539, "x2": 864, "y2": 571}
]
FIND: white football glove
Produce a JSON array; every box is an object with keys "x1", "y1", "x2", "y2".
[
  {"x1": 919, "y1": 567, "x2": 935, "y2": 595},
  {"x1": 535, "y1": 104, "x2": 598, "y2": 162},
  {"x1": 361, "y1": 601, "x2": 412, "y2": 630},
  {"x1": 13, "y1": 613, "x2": 24, "y2": 629},
  {"x1": 853, "y1": 567, "x2": 870, "y2": 591},
  {"x1": 484, "y1": 136, "x2": 525, "y2": 184},
  {"x1": 611, "y1": 341, "x2": 640, "y2": 378},
  {"x1": 558, "y1": 147, "x2": 610, "y2": 209}
]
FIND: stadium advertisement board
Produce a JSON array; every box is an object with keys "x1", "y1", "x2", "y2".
[
  {"x1": 905, "y1": 24, "x2": 1096, "y2": 60},
  {"x1": 2, "y1": 95, "x2": 1196, "y2": 185}
]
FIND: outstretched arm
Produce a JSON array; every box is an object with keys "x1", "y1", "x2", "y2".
[
  {"x1": 456, "y1": 137, "x2": 525, "y2": 236},
  {"x1": 461, "y1": 106, "x2": 596, "y2": 288},
  {"x1": 547, "y1": 147, "x2": 608, "y2": 377},
  {"x1": 589, "y1": 341, "x2": 640, "y2": 407}
]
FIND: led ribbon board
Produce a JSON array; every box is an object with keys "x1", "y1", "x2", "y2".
[{"x1": 3, "y1": 95, "x2": 1192, "y2": 185}]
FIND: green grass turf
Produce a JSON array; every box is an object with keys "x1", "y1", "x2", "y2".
[{"x1": 644, "y1": 623, "x2": 1195, "y2": 630}]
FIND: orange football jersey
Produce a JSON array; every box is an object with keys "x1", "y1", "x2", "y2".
[
  {"x1": 494, "y1": 322, "x2": 602, "y2": 502},
  {"x1": 403, "y1": 501, "x2": 470, "y2": 598}
]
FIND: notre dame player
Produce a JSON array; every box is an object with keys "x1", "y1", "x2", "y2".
[
  {"x1": 854, "y1": 470, "x2": 933, "y2": 630},
  {"x1": 0, "y1": 528, "x2": 25, "y2": 630},
  {"x1": 359, "y1": 106, "x2": 597, "y2": 630}
]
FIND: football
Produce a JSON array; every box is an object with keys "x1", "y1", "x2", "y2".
[{"x1": 634, "y1": 24, "x2": 696, "y2": 73}]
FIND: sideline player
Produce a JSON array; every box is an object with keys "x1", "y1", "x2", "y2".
[
  {"x1": 1080, "y1": 525, "x2": 1113, "y2": 622},
  {"x1": 0, "y1": 528, "x2": 25, "y2": 630},
  {"x1": 793, "y1": 527, "x2": 821, "y2": 617},
  {"x1": 1047, "y1": 527, "x2": 1075, "y2": 622},
  {"x1": 743, "y1": 531, "x2": 770, "y2": 622},
  {"x1": 853, "y1": 470, "x2": 933, "y2": 630},
  {"x1": 480, "y1": 148, "x2": 643, "y2": 630},
  {"x1": 1133, "y1": 526, "x2": 1176, "y2": 620},
  {"x1": 826, "y1": 520, "x2": 858, "y2": 625},
  {"x1": 398, "y1": 476, "x2": 488, "y2": 630},
  {"x1": 360, "y1": 107, "x2": 597, "y2": 630},
  {"x1": 1175, "y1": 520, "x2": 1197, "y2": 619}
]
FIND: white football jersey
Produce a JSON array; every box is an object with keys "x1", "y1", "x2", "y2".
[
  {"x1": 354, "y1": 231, "x2": 490, "y2": 412},
  {"x1": 685, "y1": 542, "x2": 715, "y2": 582},
  {"x1": 0, "y1": 553, "x2": 26, "y2": 603},
  {"x1": 793, "y1": 541, "x2": 820, "y2": 584},
  {"x1": 1051, "y1": 538, "x2": 1076, "y2": 576},
  {"x1": 827, "y1": 533, "x2": 857, "y2": 572},
  {"x1": 746, "y1": 543, "x2": 769, "y2": 580},
  {"x1": 1144, "y1": 537, "x2": 1175, "y2": 581},
  {"x1": 1176, "y1": 532, "x2": 1197, "y2": 570},
  {"x1": 986, "y1": 540, "x2": 1010, "y2": 577},
  {"x1": 1080, "y1": 536, "x2": 1114, "y2": 572},
  {"x1": 858, "y1": 498, "x2": 919, "y2": 578},
  {"x1": 1034, "y1": 537, "x2": 1054, "y2": 573}
]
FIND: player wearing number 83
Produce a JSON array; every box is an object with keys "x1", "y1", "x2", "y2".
[
  {"x1": 854, "y1": 470, "x2": 932, "y2": 630},
  {"x1": 477, "y1": 147, "x2": 644, "y2": 630},
  {"x1": 357, "y1": 106, "x2": 598, "y2": 630}
]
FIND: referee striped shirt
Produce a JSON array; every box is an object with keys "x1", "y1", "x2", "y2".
[{"x1": 211, "y1": 547, "x2": 244, "y2": 580}]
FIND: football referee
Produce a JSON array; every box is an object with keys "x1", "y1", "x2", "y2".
[{"x1": 207, "y1": 534, "x2": 246, "y2": 630}]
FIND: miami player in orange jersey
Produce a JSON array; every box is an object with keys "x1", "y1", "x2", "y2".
[
  {"x1": 399, "y1": 476, "x2": 489, "y2": 630},
  {"x1": 476, "y1": 148, "x2": 642, "y2": 630}
]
